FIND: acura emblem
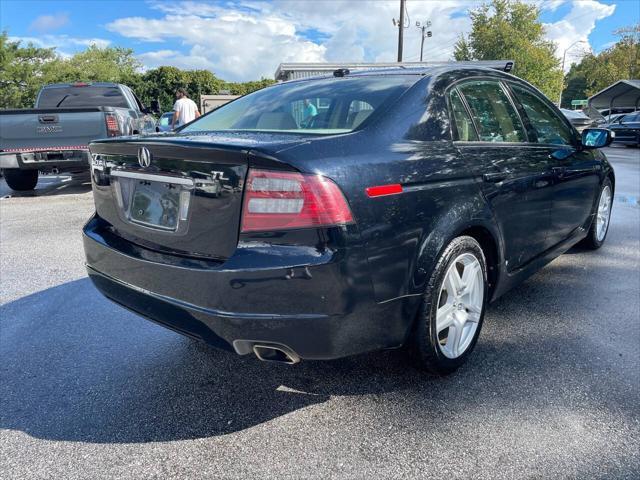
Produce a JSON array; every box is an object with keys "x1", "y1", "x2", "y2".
[{"x1": 138, "y1": 147, "x2": 151, "y2": 168}]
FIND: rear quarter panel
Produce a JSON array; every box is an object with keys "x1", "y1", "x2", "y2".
[{"x1": 276, "y1": 74, "x2": 500, "y2": 306}]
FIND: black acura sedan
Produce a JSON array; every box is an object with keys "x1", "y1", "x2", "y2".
[
  {"x1": 606, "y1": 111, "x2": 640, "y2": 147},
  {"x1": 84, "y1": 66, "x2": 614, "y2": 374}
]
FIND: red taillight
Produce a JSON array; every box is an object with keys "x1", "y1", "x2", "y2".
[
  {"x1": 105, "y1": 113, "x2": 119, "y2": 137},
  {"x1": 241, "y1": 169, "x2": 354, "y2": 233}
]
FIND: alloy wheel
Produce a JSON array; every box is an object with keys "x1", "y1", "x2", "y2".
[
  {"x1": 436, "y1": 253, "x2": 484, "y2": 359},
  {"x1": 596, "y1": 185, "x2": 612, "y2": 242}
]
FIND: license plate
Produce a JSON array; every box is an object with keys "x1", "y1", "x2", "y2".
[{"x1": 129, "y1": 181, "x2": 181, "y2": 230}]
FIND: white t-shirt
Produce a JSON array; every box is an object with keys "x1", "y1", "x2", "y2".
[{"x1": 173, "y1": 97, "x2": 198, "y2": 126}]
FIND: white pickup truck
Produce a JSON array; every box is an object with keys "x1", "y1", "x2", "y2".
[{"x1": 0, "y1": 82, "x2": 159, "y2": 191}]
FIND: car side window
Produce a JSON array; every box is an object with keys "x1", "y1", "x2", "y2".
[
  {"x1": 510, "y1": 84, "x2": 573, "y2": 145},
  {"x1": 449, "y1": 88, "x2": 478, "y2": 141},
  {"x1": 457, "y1": 80, "x2": 526, "y2": 143}
]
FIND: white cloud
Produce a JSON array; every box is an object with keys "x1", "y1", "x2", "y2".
[
  {"x1": 107, "y1": 1, "x2": 474, "y2": 80},
  {"x1": 105, "y1": 0, "x2": 616, "y2": 80},
  {"x1": 544, "y1": 0, "x2": 616, "y2": 70},
  {"x1": 28, "y1": 13, "x2": 69, "y2": 33}
]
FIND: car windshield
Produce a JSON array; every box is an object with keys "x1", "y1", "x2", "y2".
[
  {"x1": 181, "y1": 75, "x2": 416, "y2": 135},
  {"x1": 37, "y1": 86, "x2": 129, "y2": 108}
]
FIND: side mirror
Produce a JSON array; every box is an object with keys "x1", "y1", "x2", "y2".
[
  {"x1": 150, "y1": 99, "x2": 161, "y2": 114},
  {"x1": 581, "y1": 128, "x2": 614, "y2": 149}
]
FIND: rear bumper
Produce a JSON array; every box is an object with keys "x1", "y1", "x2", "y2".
[
  {"x1": 0, "y1": 150, "x2": 90, "y2": 171},
  {"x1": 83, "y1": 216, "x2": 412, "y2": 360}
]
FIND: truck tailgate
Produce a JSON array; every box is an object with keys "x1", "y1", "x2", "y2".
[{"x1": 0, "y1": 108, "x2": 107, "y2": 151}]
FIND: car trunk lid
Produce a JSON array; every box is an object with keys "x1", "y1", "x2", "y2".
[{"x1": 89, "y1": 134, "x2": 307, "y2": 260}]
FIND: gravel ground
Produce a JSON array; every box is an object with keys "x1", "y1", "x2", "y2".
[{"x1": 1, "y1": 147, "x2": 639, "y2": 479}]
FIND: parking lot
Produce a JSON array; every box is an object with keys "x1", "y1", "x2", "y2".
[{"x1": 0, "y1": 147, "x2": 638, "y2": 479}]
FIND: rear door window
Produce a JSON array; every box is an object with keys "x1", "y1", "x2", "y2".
[
  {"x1": 457, "y1": 80, "x2": 526, "y2": 143},
  {"x1": 510, "y1": 84, "x2": 573, "y2": 145},
  {"x1": 449, "y1": 88, "x2": 478, "y2": 141}
]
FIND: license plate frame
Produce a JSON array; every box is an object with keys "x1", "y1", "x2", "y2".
[
  {"x1": 110, "y1": 170, "x2": 194, "y2": 233},
  {"x1": 129, "y1": 180, "x2": 181, "y2": 231}
]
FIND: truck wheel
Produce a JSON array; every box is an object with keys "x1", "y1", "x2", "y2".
[
  {"x1": 3, "y1": 169, "x2": 38, "y2": 191},
  {"x1": 409, "y1": 236, "x2": 488, "y2": 375}
]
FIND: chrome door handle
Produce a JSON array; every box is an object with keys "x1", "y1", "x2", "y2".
[{"x1": 482, "y1": 172, "x2": 506, "y2": 183}]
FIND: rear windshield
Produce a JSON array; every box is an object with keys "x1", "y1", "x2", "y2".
[
  {"x1": 181, "y1": 76, "x2": 416, "y2": 135},
  {"x1": 37, "y1": 86, "x2": 129, "y2": 108}
]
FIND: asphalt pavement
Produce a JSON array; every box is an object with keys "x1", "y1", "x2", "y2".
[{"x1": 1, "y1": 147, "x2": 639, "y2": 479}]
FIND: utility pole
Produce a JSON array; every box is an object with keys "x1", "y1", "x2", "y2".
[
  {"x1": 396, "y1": 0, "x2": 406, "y2": 62},
  {"x1": 416, "y1": 21, "x2": 432, "y2": 62}
]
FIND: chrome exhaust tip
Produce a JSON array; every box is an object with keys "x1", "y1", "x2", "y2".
[{"x1": 252, "y1": 344, "x2": 300, "y2": 364}]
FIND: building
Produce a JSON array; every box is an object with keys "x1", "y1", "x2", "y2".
[{"x1": 200, "y1": 94, "x2": 240, "y2": 114}]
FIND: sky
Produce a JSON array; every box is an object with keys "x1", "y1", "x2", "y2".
[{"x1": 1, "y1": 0, "x2": 638, "y2": 81}]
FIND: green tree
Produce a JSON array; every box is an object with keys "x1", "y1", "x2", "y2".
[
  {"x1": 138, "y1": 66, "x2": 188, "y2": 112},
  {"x1": 1, "y1": 31, "x2": 275, "y2": 112},
  {"x1": 0, "y1": 32, "x2": 57, "y2": 108},
  {"x1": 185, "y1": 69, "x2": 225, "y2": 107},
  {"x1": 454, "y1": 0, "x2": 563, "y2": 100},
  {"x1": 224, "y1": 78, "x2": 275, "y2": 96},
  {"x1": 561, "y1": 24, "x2": 639, "y2": 107}
]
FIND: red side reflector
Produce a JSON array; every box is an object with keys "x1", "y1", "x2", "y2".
[
  {"x1": 241, "y1": 169, "x2": 354, "y2": 233},
  {"x1": 366, "y1": 184, "x2": 403, "y2": 197}
]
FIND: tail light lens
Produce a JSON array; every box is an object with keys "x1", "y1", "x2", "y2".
[
  {"x1": 105, "y1": 113, "x2": 120, "y2": 137},
  {"x1": 241, "y1": 169, "x2": 354, "y2": 233}
]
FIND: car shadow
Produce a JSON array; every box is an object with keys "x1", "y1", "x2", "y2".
[
  {"x1": 0, "y1": 173, "x2": 92, "y2": 198},
  {"x1": 1, "y1": 253, "x2": 637, "y2": 444}
]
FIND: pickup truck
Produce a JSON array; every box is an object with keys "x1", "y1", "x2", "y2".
[{"x1": 0, "y1": 82, "x2": 159, "y2": 191}]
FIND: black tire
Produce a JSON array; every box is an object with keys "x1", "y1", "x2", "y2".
[
  {"x1": 409, "y1": 235, "x2": 488, "y2": 375},
  {"x1": 3, "y1": 169, "x2": 38, "y2": 191},
  {"x1": 581, "y1": 178, "x2": 613, "y2": 250}
]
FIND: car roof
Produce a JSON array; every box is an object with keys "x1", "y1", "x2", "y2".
[{"x1": 277, "y1": 65, "x2": 514, "y2": 86}]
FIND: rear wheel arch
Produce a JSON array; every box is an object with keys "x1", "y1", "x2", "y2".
[
  {"x1": 412, "y1": 208, "x2": 502, "y2": 301},
  {"x1": 606, "y1": 170, "x2": 615, "y2": 193},
  {"x1": 457, "y1": 225, "x2": 500, "y2": 297}
]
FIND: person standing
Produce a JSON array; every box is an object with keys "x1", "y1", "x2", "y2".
[
  {"x1": 301, "y1": 99, "x2": 317, "y2": 128},
  {"x1": 171, "y1": 88, "x2": 200, "y2": 130}
]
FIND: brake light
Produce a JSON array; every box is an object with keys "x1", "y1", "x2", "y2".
[
  {"x1": 241, "y1": 169, "x2": 354, "y2": 233},
  {"x1": 73, "y1": 82, "x2": 89, "y2": 87},
  {"x1": 104, "y1": 113, "x2": 119, "y2": 137}
]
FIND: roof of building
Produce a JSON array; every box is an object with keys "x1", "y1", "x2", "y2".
[{"x1": 588, "y1": 80, "x2": 640, "y2": 110}]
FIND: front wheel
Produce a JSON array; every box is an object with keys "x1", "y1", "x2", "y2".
[
  {"x1": 409, "y1": 236, "x2": 488, "y2": 375},
  {"x1": 3, "y1": 169, "x2": 38, "y2": 191},
  {"x1": 581, "y1": 178, "x2": 613, "y2": 250}
]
